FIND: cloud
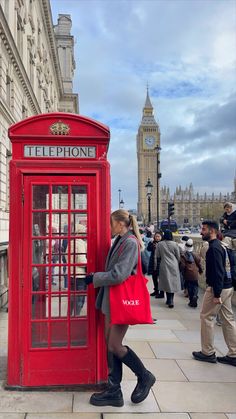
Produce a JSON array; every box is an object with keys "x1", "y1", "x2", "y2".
[{"x1": 51, "y1": 0, "x2": 236, "y2": 209}]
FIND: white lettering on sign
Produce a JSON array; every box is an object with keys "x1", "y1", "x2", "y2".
[
  {"x1": 24, "y1": 145, "x2": 96, "y2": 158},
  {"x1": 122, "y1": 299, "x2": 140, "y2": 306}
]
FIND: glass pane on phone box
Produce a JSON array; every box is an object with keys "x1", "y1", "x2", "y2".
[
  {"x1": 32, "y1": 213, "x2": 48, "y2": 236},
  {"x1": 71, "y1": 320, "x2": 88, "y2": 346},
  {"x1": 70, "y1": 239, "x2": 87, "y2": 264},
  {"x1": 71, "y1": 214, "x2": 87, "y2": 235},
  {"x1": 51, "y1": 294, "x2": 68, "y2": 318},
  {"x1": 52, "y1": 185, "x2": 68, "y2": 210},
  {"x1": 51, "y1": 273, "x2": 68, "y2": 291},
  {"x1": 31, "y1": 322, "x2": 48, "y2": 348},
  {"x1": 70, "y1": 295, "x2": 87, "y2": 318},
  {"x1": 70, "y1": 266, "x2": 87, "y2": 278},
  {"x1": 70, "y1": 275, "x2": 87, "y2": 292},
  {"x1": 71, "y1": 185, "x2": 87, "y2": 210},
  {"x1": 51, "y1": 321, "x2": 68, "y2": 347},
  {"x1": 32, "y1": 185, "x2": 49, "y2": 209},
  {"x1": 32, "y1": 239, "x2": 48, "y2": 264},
  {"x1": 51, "y1": 213, "x2": 68, "y2": 235},
  {"x1": 32, "y1": 266, "x2": 48, "y2": 292},
  {"x1": 32, "y1": 294, "x2": 48, "y2": 319}
]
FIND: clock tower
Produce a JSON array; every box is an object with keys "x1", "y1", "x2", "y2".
[{"x1": 137, "y1": 88, "x2": 161, "y2": 224}]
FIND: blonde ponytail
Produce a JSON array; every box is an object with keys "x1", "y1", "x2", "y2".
[
  {"x1": 111, "y1": 209, "x2": 144, "y2": 250},
  {"x1": 128, "y1": 214, "x2": 144, "y2": 250}
]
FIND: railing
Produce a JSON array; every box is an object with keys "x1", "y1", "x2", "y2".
[{"x1": 0, "y1": 243, "x2": 8, "y2": 309}]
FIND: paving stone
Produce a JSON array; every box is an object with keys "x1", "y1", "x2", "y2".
[
  {"x1": 104, "y1": 414, "x2": 191, "y2": 419},
  {"x1": 177, "y1": 359, "x2": 236, "y2": 382},
  {"x1": 73, "y1": 381, "x2": 159, "y2": 413},
  {"x1": 0, "y1": 392, "x2": 73, "y2": 413},
  {"x1": 173, "y1": 330, "x2": 201, "y2": 343},
  {"x1": 129, "y1": 320, "x2": 186, "y2": 331},
  {"x1": 153, "y1": 382, "x2": 236, "y2": 412},
  {"x1": 27, "y1": 414, "x2": 100, "y2": 419},
  {"x1": 0, "y1": 415, "x2": 25, "y2": 419},
  {"x1": 151, "y1": 310, "x2": 182, "y2": 320},
  {"x1": 0, "y1": 356, "x2": 7, "y2": 380},
  {"x1": 150, "y1": 342, "x2": 201, "y2": 359},
  {"x1": 215, "y1": 339, "x2": 229, "y2": 355},
  {"x1": 125, "y1": 328, "x2": 180, "y2": 342},
  {"x1": 180, "y1": 319, "x2": 203, "y2": 330},
  {"x1": 122, "y1": 340, "x2": 155, "y2": 358},
  {"x1": 190, "y1": 414, "x2": 227, "y2": 418},
  {"x1": 226, "y1": 415, "x2": 236, "y2": 419},
  {"x1": 123, "y1": 358, "x2": 187, "y2": 382}
]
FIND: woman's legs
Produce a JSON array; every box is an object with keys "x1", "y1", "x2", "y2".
[
  {"x1": 90, "y1": 318, "x2": 156, "y2": 406},
  {"x1": 106, "y1": 322, "x2": 129, "y2": 357},
  {"x1": 106, "y1": 319, "x2": 156, "y2": 404},
  {"x1": 89, "y1": 319, "x2": 127, "y2": 407}
]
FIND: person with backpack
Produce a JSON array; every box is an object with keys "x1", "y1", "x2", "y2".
[{"x1": 180, "y1": 238, "x2": 203, "y2": 308}]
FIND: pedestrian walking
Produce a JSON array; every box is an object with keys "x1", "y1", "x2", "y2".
[
  {"x1": 154, "y1": 229, "x2": 181, "y2": 308},
  {"x1": 178, "y1": 235, "x2": 190, "y2": 296},
  {"x1": 84, "y1": 209, "x2": 156, "y2": 407},
  {"x1": 147, "y1": 230, "x2": 164, "y2": 298},
  {"x1": 180, "y1": 238, "x2": 203, "y2": 308},
  {"x1": 192, "y1": 220, "x2": 236, "y2": 366}
]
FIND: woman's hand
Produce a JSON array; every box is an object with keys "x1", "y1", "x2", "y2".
[{"x1": 85, "y1": 273, "x2": 94, "y2": 285}]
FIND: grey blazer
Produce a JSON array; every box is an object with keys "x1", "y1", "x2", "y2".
[{"x1": 93, "y1": 231, "x2": 139, "y2": 317}]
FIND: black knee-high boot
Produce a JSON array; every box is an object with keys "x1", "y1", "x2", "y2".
[
  {"x1": 121, "y1": 346, "x2": 156, "y2": 404},
  {"x1": 90, "y1": 352, "x2": 124, "y2": 407}
]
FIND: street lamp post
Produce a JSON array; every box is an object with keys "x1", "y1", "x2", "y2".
[
  {"x1": 120, "y1": 198, "x2": 125, "y2": 208},
  {"x1": 145, "y1": 177, "x2": 153, "y2": 224},
  {"x1": 118, "y1": 189, "x2": 121, "y2": 208},
  {"x1": 155, "y1": 146, "x2": 162, "y2": 228}
]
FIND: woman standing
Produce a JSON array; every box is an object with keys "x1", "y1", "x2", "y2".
[
  {"x1": 85, "y1": 209, "x2": 156, "y2": 407},
  {"x1": 154, "y1": 229, "x2": 181, "y2": 308},
  {"x1": 147, "y1": 230, "x2": 164, "y2": 298}
]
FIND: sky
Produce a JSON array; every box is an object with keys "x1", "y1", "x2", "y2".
[{"x1": 50, "y1": 0, "x2": 236, "y2": 210}]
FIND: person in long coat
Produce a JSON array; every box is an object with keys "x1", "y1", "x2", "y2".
[
  {"x1": 147, "y1": 230, "x2": 164, "y2": 298},
  {"x1": 84, "y1": 209, "x2": 156, "y2": 407},
  {"x1": 154, "y1": 229, "x2": 181, "y2": 308}
]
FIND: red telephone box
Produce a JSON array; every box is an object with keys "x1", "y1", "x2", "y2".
[{"x1": 7, "y1": 113, "x2": 110, "y2": 388}]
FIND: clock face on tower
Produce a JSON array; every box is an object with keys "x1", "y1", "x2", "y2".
[{"x1": 144, "y1": 136, "x2": 155, "y2": 149}]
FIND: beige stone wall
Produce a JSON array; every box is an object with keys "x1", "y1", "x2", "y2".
[
  {"x1": 0, "y1": 0, "x2": 78, "y2": 246},
  {"x1": 0, "y1": 0, "x2": 79, "y2": 309}
]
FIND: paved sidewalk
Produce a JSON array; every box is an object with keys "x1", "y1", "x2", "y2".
[{"x1": 1, "y1": 284, "x2": 236, "y2": 419}]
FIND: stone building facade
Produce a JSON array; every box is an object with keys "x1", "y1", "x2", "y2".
[
  {"x1": 0, "y1": 0, "x2": 78, "y2": 243},
  {"x1": 160, "y1": 180, "x2": 236, "y2": 227}
]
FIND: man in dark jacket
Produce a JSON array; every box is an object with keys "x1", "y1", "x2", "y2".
[{"x1": 192, "y1": 220, "x2": 236, "y2": 366}]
